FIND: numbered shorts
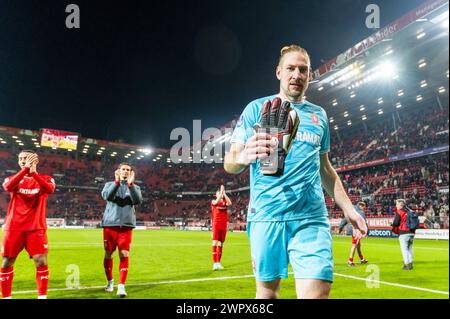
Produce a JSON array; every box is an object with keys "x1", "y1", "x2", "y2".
[
  {"x1": 103, "y1": 226, "x2": 133, "y2": 253},
  {"x1": 1, "y1": 229, "x2": 48, "y2": 258},
  {"x1": 248, "y1": 217, "x2": 333, "y2": 283},
  {"x1": 212, "y1": 223, "x2": 227, "y2": 243}
]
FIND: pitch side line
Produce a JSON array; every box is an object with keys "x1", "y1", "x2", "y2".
[
  {"x1": 333, "y1": 241, "x2": 449, "y2": 251},
  {"x1": 11, "y1": 274, "x2": 257, "y2": 295},
  {"x1": 333, "y1": 273, "x2": 449, "y2": 295},
  {"x1": 11, "y1": 272, "x2": 449, "y2": 296}
]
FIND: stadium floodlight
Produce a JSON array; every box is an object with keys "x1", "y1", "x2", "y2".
[
  {"x1": 332, "y1": 99, "x2": 338, "y2": 106},
  {"x1": 15, "y1": 140, "x2": 22, "y2": 143},
  {"x1": 329, "y1": 117, "x2": 334, "y2": 123},
  {"x1": 18, "y1": 143, "x2": 24, "y2": 146},
  {"x1": 418, "y1": 59, "x2": 427, "y2": 68},
  {"x1": 438, "y1": 86, "x2": 446, "y2": 93},
  {"x1": 347, "y1": 120, "x2": 352, "y2": 126},
  {"x1": 378, "y1": 62, "x2": 395, "y2": 78},
  {"x1": 334, "y1": 125, "x2": 339, "y2": 130},
  {"x1": 398, "y1": 89, "x2": 404, "y2": 96},
  {"x1": 84, "y1": 145, "x2": 90, "y2": 148},
  {"x1": 392, "y1": 74, "x2": 399, "y2": 80},
  {"x1": 420, "y1": 80, "x2": 427, "y2": 88},
  {"x1": 318, "y1": 86, "x2": 324, "y2": 91},
  {"x1": 416, "y1": 95, "x2": 423, "y2": 101},
  {"x1": 396, "y1": 102, "x2": 402, "y2": 108},
  {"x1": 1, "y1": 141, "x2": 7, "y2": 144},
  {"x1": 67, "y1": 149, "x2": 72, "y2": 152},
  {"x1": 430, "y1": 10, "x2": 449, "y2": 27},
  {"x1": 446, "y1": 70, "x2": 449, "y2": 78},
  {"x1": 378, "y1": 109, "x2": 384, "y2": 115},
  {"x1": 442, "y1": 18, "x2": 449, "y2": 29},
  {"x1": 359, "y1": 105, "x2": 365, "y2": 111},
  {"x1": 385, "y1": 49, "x2": 394, "y2": 55},
  {"x1": 343, "y1": 111, "x2": 349, "y2": 118},
  {"x1": 416, "y1": 31, "x2": 426, "y2": 39},
  {"x1": 350, "y1": 92, "x2": 356, "y2": 98},
  {"x1": 378, "y1": 98, "x2": 384, "y2": 104},
  {"x1": 362, "y1": 115, "x2": 367, "y2": 120},
  {"x1": 12, "y1": 136, "x2": 18, "y2": 139},
  {"x1": 152, "y1": 159, "x2": 157, "y2": 162},
  {"x1": 100, "y1": 147, "x2": 105, "y2": 150},
  {"x1": 130, "y1": 151, "x2": 135, "y2": 154},
  {"x1": 36, "y1": 145, "x2": 40, "y2": 148},
  {"x1": 31, "y1": 138, "x2": 37, "y2": 141},
  {"x1": 110, "y1": 154, "x2": 115, "y2": 157}
]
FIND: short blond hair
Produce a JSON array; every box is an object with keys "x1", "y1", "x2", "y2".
[{"x1": 278, "y1": 45, "x2": 311, "y2": 66}]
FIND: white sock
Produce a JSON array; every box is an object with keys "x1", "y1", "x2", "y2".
[{"x1": 38, "y1": 295, "x2": 47, "y2": 299}]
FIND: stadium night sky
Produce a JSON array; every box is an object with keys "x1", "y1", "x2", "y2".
[{"x1": 0, "y1": 0, "x2": 425, "y2": 149}]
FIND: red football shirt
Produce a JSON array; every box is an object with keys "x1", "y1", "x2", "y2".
[
  {"x1": 211, "y1": 199, "x2": 228, "y2": 224},
  {"x1": 2, "y1": 167, "x2": 56, "y2": 231}
]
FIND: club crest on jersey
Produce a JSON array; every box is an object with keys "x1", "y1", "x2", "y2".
[{"x1": 311, "y1": 113, "x2": 319, "y2": 124}]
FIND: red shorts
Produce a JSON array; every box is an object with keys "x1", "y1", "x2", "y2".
[
  {"x1": 103, "y1": 226, "x2": 133, "y2": 253},
  {"x1": 212, "y1": 223, "x2": 227, "y2": 243},
  {"x1": 352, "y1": 235, "x2": 360, "y2": 245},
  {"x1": 1, "y1": 230, "x2": 48, "y2": 258}
]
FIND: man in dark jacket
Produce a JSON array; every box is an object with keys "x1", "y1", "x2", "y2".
[
  {"x1": 392, "y1": 199, "x2": 415, "y2": 270},
  {"x1": 338, "y1": 202, "x2": 369, "y2": 267},
  {"x1": 101, "y1": 163, "x2": 143, "y2": 297}
]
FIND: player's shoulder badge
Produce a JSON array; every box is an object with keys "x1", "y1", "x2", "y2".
[{"x1": 311, "y1": 113, "x2": 319, "y2": 124}]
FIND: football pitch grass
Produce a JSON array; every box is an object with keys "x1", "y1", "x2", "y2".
[{"x1": 2, "y1": 229, "x2": 448, "y2": 299}]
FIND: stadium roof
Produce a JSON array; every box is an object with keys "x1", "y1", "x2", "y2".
[
  {"x1": 307, "y1": 0, "x2": 449, "y2": 132},
  {"x1": 0, "y1": 125, "x2": 172, "y2": 163}
]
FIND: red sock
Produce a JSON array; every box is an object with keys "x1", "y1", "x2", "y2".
[
  {"x1": 348, "y1": 257, "x2": 354, "y2": 262},
  {"x1": 217, "y1": 246, "x2": 223, "y2": 262},
  {"x1": 359, "y1": 254, "x2": 364, "y2": 260},
  {"x1": 1, "y1": 267, "x2": 14, "y2": 298},
  {"x1": 119, "y1": 257, "x2": 129, "y2": 285},
  {"x1": 212, "y1": 246, "x2": 218, "y2": 263},
  {"x1": 36, "y1": 266, "x2": 49, "y2": 297},
  {"x1": 104, "y1": 258, "x2": 113, "y2": 281}
]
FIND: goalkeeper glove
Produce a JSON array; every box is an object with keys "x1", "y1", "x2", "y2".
[{"x1": 254, "y1": 97, "x2": 299, "y2": 176}]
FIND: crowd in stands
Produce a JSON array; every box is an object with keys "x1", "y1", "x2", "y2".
[{"x1": 330, "y1": 106, "x2": 448, "y2": 167}]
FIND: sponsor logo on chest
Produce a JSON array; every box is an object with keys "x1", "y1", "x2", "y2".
[
  {"x1": 296, "y1": 131, "x2": 321, "y2": 146},
  {"x1": 18, "y1": 188, "x2": 40, "y2": 195}
]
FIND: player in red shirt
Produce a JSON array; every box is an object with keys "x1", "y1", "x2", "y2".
[
  {"x1": 1, "y1": 150, "x2": 55, "y2": 299},
  {"x1": 211, "y1": 185, "x2": 232, "y2": 271}
]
